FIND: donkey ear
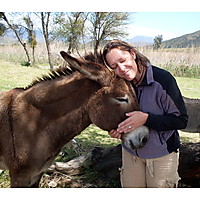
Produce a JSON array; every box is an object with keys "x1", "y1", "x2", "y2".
[{"x1": 60, "y1": 51, "x2": 113, "y2": 86}]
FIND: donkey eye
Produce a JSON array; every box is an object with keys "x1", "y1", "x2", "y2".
[{"x1": 115, "y1": 96, "x2": 129, "y2": 103}]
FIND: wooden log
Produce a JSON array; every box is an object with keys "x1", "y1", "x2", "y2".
[
  {"x1": 47, "y1": 142, "x2": 200, "y2": 187},
  {"x1": 182, "y1": 97, "x2": 200, "y2": 137},
  {"x1": 91, "y1": 143, "x2": 200, "y2": 186},
  {"x1": 178, "y1": 143, "x2": 200, "y2": 181},
  {"x1": 47, "y1": 152, "x2": 93, "y2": 175}
]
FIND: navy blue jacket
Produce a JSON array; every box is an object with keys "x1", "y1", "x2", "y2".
[{"x1": 122, "y1": 63, "x2": 188, "y2": 159}]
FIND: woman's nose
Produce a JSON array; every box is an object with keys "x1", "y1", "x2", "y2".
[{"x1": 117, "y1": 63, "x2": 125, "y2": 71}]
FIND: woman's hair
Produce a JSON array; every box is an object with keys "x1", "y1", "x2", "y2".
[{"x1": 102, "y1": 39, "x2": 150, "y2": 73}]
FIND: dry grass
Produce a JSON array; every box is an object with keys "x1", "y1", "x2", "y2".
[
  {"x1": 0, "y1": 43, "x2": 200, "y2": 76},
  {"x1": 0, "y1": 42, "x2": 67, "y2": 67},
  {"x1": 137, "y1": 46, "x2": 200, "y2": 78},
  {"x1": 139, "y1": 46, "x2": 200, "y2": 68}
]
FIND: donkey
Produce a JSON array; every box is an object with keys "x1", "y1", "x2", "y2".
[{"x1": 0, "y1": 51, "x2": 149, "y2": 187}]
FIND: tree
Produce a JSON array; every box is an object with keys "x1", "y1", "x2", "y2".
[
  {"x1": 40, "y1": 12, "x2": 53, "y2": 69},
  {"x1": 0, "y1": 12, "x2": 31, "y2": 65},
  {"x1": 53, "y1": 12, "x2": 87, "y2": 55},
  {"x1": 0, "y1": 13, "x2": 6, "y2": 36},
  {"x1": 23, "y1": 14, "x2": 37, "y2": 65},
  {"x1": 153, "y1": 35, "x2": 163, "y2": 50},
  {"x1": 0, "y1": 23, "x2": 6, "y2": 36},
  {"x1": 88, "y1": 12, "x2": 130, "y2": 55}
]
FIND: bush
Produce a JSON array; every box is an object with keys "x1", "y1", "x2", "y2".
[
  {"x1": 162, "y1": 64, "x2": 200, "y2": 78},
  {"x1": 20, "y1": 61, "x2": 31, "y2": 66}
]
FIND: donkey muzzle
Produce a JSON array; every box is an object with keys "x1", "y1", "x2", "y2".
[{"x1": 122, "y1": 126, "x2": 150, "y2": 150}]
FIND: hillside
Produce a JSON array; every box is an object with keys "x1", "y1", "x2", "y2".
[
  {"x1": 127, "y1": 36, "x2": 154, "y2": 46},
  {"x1": 162, "y1": 30, "x2": 200, "y2": 48}
]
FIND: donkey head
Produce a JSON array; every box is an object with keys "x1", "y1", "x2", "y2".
[{"x1": 60, "y1": 51, "x2": 149, "y2": 149}]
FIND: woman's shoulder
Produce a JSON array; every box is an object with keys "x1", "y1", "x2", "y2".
[
  {"x1": 151, "y1": 65, "x2": 175, "y2": 81},
  {"x1": 150, "y1": 65, "x2": 177, "y2": 91}
]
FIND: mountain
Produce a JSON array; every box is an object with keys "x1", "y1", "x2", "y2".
[
  {"x1": 127, "y1": 36, "x2": 154, "y2": 46},
  {"x1": 162, "y1": 30, "x2": 200, "y2": 48},
  {"x1": 127, "y1": 30, "x2": 200, "y2": 48},
  {"x1": 0, "y1": 35, "x2": 18, "y2": 45},
  {"x1": 0, "y1": 29, "x2": 45, "y2": 45},
  {"x1": 2, "y1": 29, "x2": 200, "y2": 49}
]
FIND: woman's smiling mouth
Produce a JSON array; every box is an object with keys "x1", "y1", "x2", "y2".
[{"x1": 122, "y1": 69, "x2": 130, "y2": 76}]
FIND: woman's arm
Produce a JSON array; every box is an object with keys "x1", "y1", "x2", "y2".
[
  {"x1": 117, "y1": 72, "x2": 188, "y2": 133},
  {"x1": 145, "y1": 74, "x2": 188, "y2": 131}
]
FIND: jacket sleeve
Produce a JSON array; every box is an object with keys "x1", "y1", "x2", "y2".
[{"x1": 145, "y1": 72, "x2": 188, "y2": 131}]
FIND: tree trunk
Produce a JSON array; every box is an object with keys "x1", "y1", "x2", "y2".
[
  {"x1": 1, "y1": 12, "x2": 31, "y2": 65},
  {"x1": 48, "y1": 152, "x2": 93, "y2": 175},
  {"x1": 41, "y1": 12, "x2": 53, "y2": 69},
  {"x1": 178, "y1": 142, "x2": 200, "y2": 187},
  {"x1": 32, "y1": 46, "x2": 35, "y2": 65},
  {"x1": 94, "y1": 40, "x2": 100, "y2": 58}
]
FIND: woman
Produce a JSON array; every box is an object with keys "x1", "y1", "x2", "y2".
[{"x1": 102, "y1": 39, "x2": 188, "y2": 188}]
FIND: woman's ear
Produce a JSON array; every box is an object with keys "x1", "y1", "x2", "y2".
[{"x1": 130, "y1": 50, "x2": 136, "y2": 60}]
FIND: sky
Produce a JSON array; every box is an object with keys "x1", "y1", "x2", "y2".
[
  {"x1": 2, "y1": 0, "x2": 200, "y2": 42},
  {"x1": 127, "y1": 12, "x2": 200, "y2": 40}
]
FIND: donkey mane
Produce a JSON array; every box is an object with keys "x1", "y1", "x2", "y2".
[
  {"x1": 25, "y1": 52, "x2": 104, "y2": 90},
  {"x1": 82, "y1": 51, "x2": 105, "y2": 65},
  {"x1": 25, "y1": 66, "x2": 75, "y2": 90}
]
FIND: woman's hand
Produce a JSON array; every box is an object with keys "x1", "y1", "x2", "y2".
[
  {"x1": 117, "y1": 111, "x2": 149, "y2": 133},
  {"x1": 108, "y1": 129, "x2": 122, "y2": 139}
]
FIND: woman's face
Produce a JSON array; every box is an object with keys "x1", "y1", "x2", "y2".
[{"x1": 105, "y1": 48, "x2": 138, "y2": 81}]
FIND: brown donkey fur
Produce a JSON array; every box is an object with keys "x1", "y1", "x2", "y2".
[{"x1": 0, "y1": 51, "x2": 140, "y2": 187}]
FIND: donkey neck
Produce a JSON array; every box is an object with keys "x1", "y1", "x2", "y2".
[
  {"x1": 26, "y1": 72, "x2": 101, "y2": 119},
  {"x1": 17, "y1": 72, "x2": 102, "y2": 152}
]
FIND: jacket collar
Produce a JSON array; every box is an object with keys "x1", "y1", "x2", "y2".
[{"x1": 138, "y1": 62, "x2": 154, "y2": 86}]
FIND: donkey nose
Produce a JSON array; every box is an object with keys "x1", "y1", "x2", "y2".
[
  {"x1": 129, "y1": 139, "x2": 137, "y2": 149},
  {"x1": 140, "y1": 136, "x2": 148, "y2": 146}
]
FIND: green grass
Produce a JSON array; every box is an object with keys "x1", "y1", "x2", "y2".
[
  {"x1": 76, "y1": 125, "x2": 120, "y2": 148},
  {"x1": 175, "y1": 77, "x2": 200, "y2": 98},
  {"x1": 56, "y1": 125, "x2": 121, "y2": 162},
  {"x1": 0, "y1": 59, "x2": 48, "y2": 91},
  {"x1": 0, "y1": 171, "x2": 10, "y2": 188}
]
